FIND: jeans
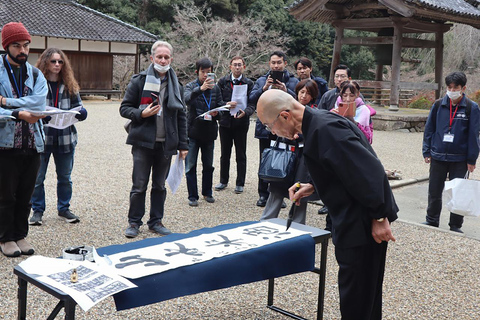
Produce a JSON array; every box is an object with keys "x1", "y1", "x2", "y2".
[
  {"x1": 0, "y1": 152, "x2": 40, "y2": 242},
  {"x1": 185, "y1": 138, "x2": 214, "y2": 200},
  {"x1": 426, "y1": 159, "x2": 467, "y2": 228},
  {"x1": 128, "y1": 143, "x2": 171, "y2": 228},
  {"x1": 31, "y1": 150, "x2": 75, "y2": 213},
  {"x1": 219, "y1": 122, "x2": 249, "y2": 186}
]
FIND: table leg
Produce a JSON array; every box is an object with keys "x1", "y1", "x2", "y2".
[
  {"x1": 17, "y1": 277, "x2": 27, "y2": 320},
  {"x1": 64, "y1": 297, "x2": 77, "y2": 320},
  {"x1": 316, "y1": 241, "x2": 329, "y2": 320},
  {"x1": 267, "y1": 278, "x2": 274, "y2": 306}
]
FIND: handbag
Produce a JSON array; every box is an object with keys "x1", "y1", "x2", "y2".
[
  {"x1": 258, "y1": 138, "x2": 298, "y2": 183},
  {"x1": 444, "y1": 172, "x2": 480, "y2": 217},
  {"x1": 124, "y1": 119, "x2": 131, "y2": 133}
]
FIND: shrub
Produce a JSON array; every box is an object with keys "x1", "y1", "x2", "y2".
[
  {"x1": 469, "y1": 89, "x2": 480, "y2": 104},
  {"x1": 408, "y1": 95, "x2": 435, "y2": 109}
]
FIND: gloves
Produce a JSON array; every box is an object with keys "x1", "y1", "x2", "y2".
[
  {"x1": 75, "y1": 107, "x2": 87, "y2": 121},
  {"x1": 43, "y1": 116, "x2": 52, "y2": 124}
]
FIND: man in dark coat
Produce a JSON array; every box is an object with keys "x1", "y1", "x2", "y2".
[
  {"x1": 215, "y1": 56, "x2": 254, "y2": 194},
  {"x1": 257, "y1": 89, "x2": 398, "y2": 320}
]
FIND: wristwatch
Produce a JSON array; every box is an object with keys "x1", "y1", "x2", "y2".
[{"x1": 376, "y1": 218, "x2": 385, "y2": 222}]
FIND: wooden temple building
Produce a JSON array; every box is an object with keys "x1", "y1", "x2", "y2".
[{"x1": 289, "y1": 0, "x2": 480, "y2": 110}]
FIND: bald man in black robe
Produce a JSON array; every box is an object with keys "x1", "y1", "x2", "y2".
[{"x1": 257, "y1": 90, "x2": 398, "y2": 320}]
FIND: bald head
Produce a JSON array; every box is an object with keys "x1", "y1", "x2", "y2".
[
  {"x1": 257, "y1": 89, "x2": 295, "y2": 123},
  {"x1": 257, "y1": 89, "x2": 305, "y2": 139}
]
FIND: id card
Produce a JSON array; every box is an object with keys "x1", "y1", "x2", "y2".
[
  {"x1": 443, "y1": 133, "x2": 454, "y2": 143},
  {"x1": 204, "y1": 114, "x2": 212, "y2": 121},
  {"x1": 157, "y1": 105, "x2": 163, "y2": 117}
]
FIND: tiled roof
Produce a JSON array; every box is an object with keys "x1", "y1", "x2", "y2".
[
  {"x1": 290, "y1": 0, "x2": 480, "y2": 28},
  {"x1": 0, "y1": 0, "x2": 157, "y2": 43}
]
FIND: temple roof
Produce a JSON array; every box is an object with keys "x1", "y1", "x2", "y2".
[
  {"x1": 290, "y1": 0, "x2": 480, "y2": 29},
  {"x1": 0, "y1": 0, "x2": 157, "y2": 43}
]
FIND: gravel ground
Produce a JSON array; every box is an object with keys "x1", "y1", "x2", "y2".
[{"x1": 0, "y1": 100, "x2": 478, "y2": 319}]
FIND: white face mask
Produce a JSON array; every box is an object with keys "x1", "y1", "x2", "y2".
[
  {"x1": 154, "y1": 63, "x2": 170, "y2": 73},
  {"x1": 446, "y1": 90, "x2": 462, "y2": 101}
]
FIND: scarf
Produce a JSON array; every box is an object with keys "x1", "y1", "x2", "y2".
[{"x1": 140, "y1": 64, "x2": 184, "y2": 111}]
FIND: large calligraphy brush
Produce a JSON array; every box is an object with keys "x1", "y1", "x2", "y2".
[{"x1": 286, "y1": 182, "x2": 301, "y2": 231}]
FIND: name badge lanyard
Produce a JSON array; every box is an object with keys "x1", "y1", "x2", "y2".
[
  {"x1": 48, "y1": 83, "x2": 60, "y2": 108},
  {"x1": 5, "y1": 58, "x2": 22, "y2": 97},
  {"x1": 202, "y1": 91, "x2": 212, "y2": 111},
  {"x1": 449, "y1": 99, "x2": 459, "y2": 133}
]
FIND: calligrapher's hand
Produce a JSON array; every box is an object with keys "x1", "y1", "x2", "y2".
[
  {"x1": 288, "y1": 183, "x2": 315, "y2": 206},
  {"x1": 371, "y1": 219, "x2": 396, "y2": 244}
]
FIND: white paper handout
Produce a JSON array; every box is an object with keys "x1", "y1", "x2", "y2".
[
  {"x1": 30, "y1": 106, "x2": 80, "y2": 117},
  {"x1": 230, "y1": 84, "x2": 248, "y2": 116},
  {"x1": 166, "y1": 154, "x2": 184, "y2": 194},
  {"x1": 106, "y1": 221, "x2": 310, "y2": 279},
  {"x1": 42, "y1": 106, "x2": 82, "y2": 129},
  {"x1": 18, "y1": 256, "x2": 136, "y2": 312},
  {"x1": 0, "y1": 115, "x2": 15, "y2": 119},
  {"x1": 196, "y1": 105, "x2": 231, "y2": 119}
]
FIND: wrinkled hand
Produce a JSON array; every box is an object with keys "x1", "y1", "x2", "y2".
[
  {"x1": 288, "y1": 183, "x2": 315, "y2": 206},
  {"x1": 178, "y1": 150, "x2": 188, "y2": 160},
  {"x1": 141, "y1": 102, "x2": 160, "y2": 118},
  {"x1": 18, "y1": 111, "x2": 45, "y2": 124},
  {"x1": 201, "y1": 78, "x2": 215, "y2": 91},
  {"x1": 371, "y1": 219, "x2": 396, "y2": 244}
]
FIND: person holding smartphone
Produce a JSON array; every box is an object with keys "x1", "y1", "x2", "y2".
[
  {"x1": 184, "y1": 57, "x2": 236, "y2": 207},
  {"x1": 249, "y1": 51, "x2": 299, "y2": 207}
]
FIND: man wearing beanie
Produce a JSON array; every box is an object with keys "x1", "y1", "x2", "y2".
[{"x1": 0, "y1": 22, "x2": 48, "y2": 257}]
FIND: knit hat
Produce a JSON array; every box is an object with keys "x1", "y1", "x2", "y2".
[{"x1": 1, "y1": 22, "x2": 31, "y2": 49}]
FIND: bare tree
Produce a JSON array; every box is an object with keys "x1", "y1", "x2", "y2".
[{"x1": 166, "y1": 1, "x2": 288, "y2": 83}]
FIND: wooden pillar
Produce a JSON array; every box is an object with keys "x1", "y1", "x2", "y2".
[
  {"x1": 373, "y1": 64, "x2": 384, "y2": 105},
  {"x1": 329, "y1": 26, "x2": 344, "y2": 88},
  {"x1": 389, "y1": 24, "x2": 403, "y2": 111},
  {"x1": 134, "y1": 44, "x2": 140, "y2": 74},
  {"x1": 435, "y1": 31, "x2": 444, "y2": 99}
]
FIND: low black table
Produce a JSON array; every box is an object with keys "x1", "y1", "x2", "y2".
[{"x1": 14, "y1": 218, "x2": 331, "y2": 320}]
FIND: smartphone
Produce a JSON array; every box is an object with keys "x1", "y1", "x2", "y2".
[
  {"x1": 151, "y1": 93, "x2": 159, "y2": 106},
  {"x1": 207, "y1": 73, "x2": 215, "y2": 82},
  {"x1": 338, "y1": 101, "x2": 356, "y2": 117},
  {"x1": 270, "y1": 70, "x2": 283, "y2": 84}
]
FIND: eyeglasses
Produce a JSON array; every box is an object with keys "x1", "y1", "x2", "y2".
[
  {"x1": 231, "y1": 63, "x2": 243, "y2": 67},
  {"x1": 334, "y1": 74, "x2": 348, "y2": 79},
  {"x1": 50, "y1": 60, "x2": 64, "y2": 65},
  {"x1": 264, "y1": 110, "x2": 288, "y2": 132}
]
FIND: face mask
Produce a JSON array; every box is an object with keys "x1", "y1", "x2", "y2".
[
  {"x1": 446, "y1": 90, "x2": 462, "y2": 101},
  {"x1": 154, "y1": 63, "x2": 170, "y2": 73}
]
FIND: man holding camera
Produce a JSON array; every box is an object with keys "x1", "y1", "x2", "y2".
[
  {"x1": 120, "y1": 40, "x2": 188, "y2": 238},
  {"x1": 215, "y1": 56, "x2": 254, "y2": 195},
  {"x1": 249, "y1": 51, "x2": 298, "y2": 207},
  {"x1": 184, "y1": 57, "x2": 236, "y2": 207}
]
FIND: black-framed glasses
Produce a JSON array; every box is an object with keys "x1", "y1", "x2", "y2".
[
  {"x1": 50, "y1": 59, "x2": 64, "y2": 65},
  {"x1": 264, "y1": 110, "x2": 288, "y2": 132}
]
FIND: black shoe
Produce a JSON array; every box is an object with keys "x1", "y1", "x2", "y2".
[
  {"x1": 204, "y1": 195, "x2": 215, "y2": 203},
  {"x1": 318, "y1": 206, "x2": 329, "y2": 215},
  {"x1": 421, "y1": 221, "x2": 439, "y2": 227},
  {"x1": 281, "y1": 201, "x2": 287, "y2": 209},
  {"x1": 188, "y1": 198, "x2": 199, "y2": 207},
  {"x1": 450, "y1": 227, "x2": 464, "y2": 233},
  {"x1": 234, "y1": 186, "x2": 244, "y2": 194},
  {"x1": 256, "y1": 196, "x2": 267, "y2": 207},
  {"x1": 215, "y1": 183, "x2": 227, "y2": 191}
]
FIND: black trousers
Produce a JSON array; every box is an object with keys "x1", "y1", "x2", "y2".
[
  {"x1": 335, "y1": 239, "x2": 388, "y2": 320},
  {"x1": 219, "y1": 122, "x2": 249, "y2": 187},
  {"x1": 0, "y1": 151, "x2": 40, "y2": 242},
  {"x1": 257, "y1": 138, "x2": 270, "y2": 198},
  {"x1": 426, "y1": 159, "x2": 467, "y2": 228}
]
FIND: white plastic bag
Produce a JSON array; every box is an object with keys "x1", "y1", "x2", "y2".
[{"x1": 444, "y1": 174, "x2": 480, "y2": 217}]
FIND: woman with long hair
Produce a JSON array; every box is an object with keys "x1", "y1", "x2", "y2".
[{"x1": 29, "y1": 48, "x2": 87, "y2": 225}]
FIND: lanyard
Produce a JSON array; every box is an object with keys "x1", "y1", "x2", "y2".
[
  {"x1": 202, "y1": 91, "x2": 212, "y2": 110},
  {"x1": 5, "y1": 58, "x2": 22, "y2": 97},
  {"x1": 449, "y1": 99, "x2": 459, "y2": 130}
]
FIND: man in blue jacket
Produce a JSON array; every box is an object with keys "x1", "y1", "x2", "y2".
[
  {"x1": 249, "y1": 51, "x2": 298, "y2": 207},
  {"x1": 0, "y1": 22, "x2": 48, "y2": 257},
  {"x1": 422, "y1": 71, "x2": 480, "y2": 233}
]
